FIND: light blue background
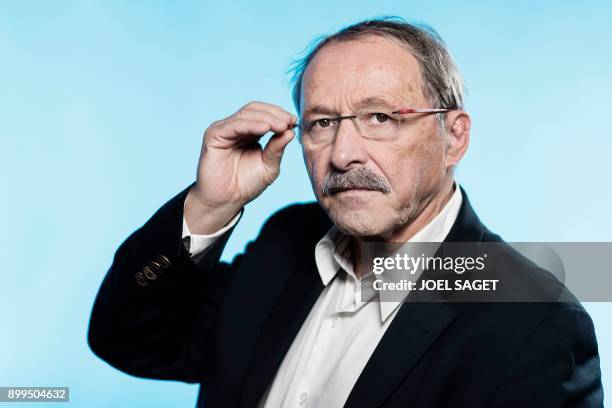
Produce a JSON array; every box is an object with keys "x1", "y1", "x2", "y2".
[{"x1": 2, "y1": 1, "x2": 611, "y2": 406}]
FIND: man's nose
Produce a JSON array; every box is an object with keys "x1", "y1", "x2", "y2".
[{"x1": 329, "y1": 118, "x2": 369, "y2": 171}]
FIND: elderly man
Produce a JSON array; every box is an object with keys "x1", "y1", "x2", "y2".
[{"x1": 88, "y1": 19, "x2": 603, "y2": 407}]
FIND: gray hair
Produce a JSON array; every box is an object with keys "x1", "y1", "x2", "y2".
[{"x1": 288, "y1": 17, "x2": 465, "y2": 132}]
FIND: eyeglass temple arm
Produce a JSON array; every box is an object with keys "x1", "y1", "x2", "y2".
[{"x1": 392, "y1": 108, "x2": 455, "y2": 114}]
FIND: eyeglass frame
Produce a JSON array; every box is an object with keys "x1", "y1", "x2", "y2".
[{"x1": 292, "y1": 107, "x2": 459, "y2": 144}]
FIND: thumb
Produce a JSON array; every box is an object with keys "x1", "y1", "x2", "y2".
[{"x1": 262, "y1": 129, "x2": 295, "y2": 171}]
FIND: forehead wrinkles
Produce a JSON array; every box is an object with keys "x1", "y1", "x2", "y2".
[
  {"x1": 303, "y1": 68, "x2": 416, "y2": 113},
  {"x1": 302, "y1": 39, "x2": 422, "y2": 111}
]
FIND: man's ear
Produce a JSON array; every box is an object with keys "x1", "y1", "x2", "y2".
[{"x1": 444, "y1": 110, "x2": 471, "y2": 168}]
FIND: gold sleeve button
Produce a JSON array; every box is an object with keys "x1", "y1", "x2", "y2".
[
  {"x1": 154, "y1": 255, "x2": 172, "y2": 269},
  {"x1": 143, "y1": 266, "x2": 158, "y2": 280},
  {"x1": 135, "y1": 271, "x2": 148, "y2": 286},
  {"x1": 147, "y1": 261, "x2": 163, "y2": 275}
]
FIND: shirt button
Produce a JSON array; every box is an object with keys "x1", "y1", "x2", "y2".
[
  {"x1": 299, "y1": 392, "x2": 308, "y2": 407},
  {"x1": 331, "y1": 318, "x2": 338, "y2": 328}
]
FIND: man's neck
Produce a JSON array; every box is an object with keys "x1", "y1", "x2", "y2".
[{"x1": 384, "y1": 178, "x2": 456, "y2": 243}]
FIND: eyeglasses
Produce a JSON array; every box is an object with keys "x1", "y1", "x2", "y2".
[{"x1": 294, "y1": 107, "x2": 456, "y2": 147}]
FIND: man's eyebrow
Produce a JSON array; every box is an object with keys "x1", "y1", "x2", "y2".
[
  {"x1": 354, "y1": 96, "x2": 396, "y2": 109},
  {"x1": 302, "y1": 97, "x2": 397, "y2": 117},
  {"x1": 303, "y1": 105, "x2": 336, "y2": 116}
]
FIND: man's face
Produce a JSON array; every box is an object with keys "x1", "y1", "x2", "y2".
[{"x1": 300, "y1": 35, "x2": 451, "y2": 238}]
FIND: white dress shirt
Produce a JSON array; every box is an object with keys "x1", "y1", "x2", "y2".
[{"x1": 182, "y1": 185, "x2": 463, "y2": 408}]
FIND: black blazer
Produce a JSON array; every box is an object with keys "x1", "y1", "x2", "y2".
[{"x1": 88, "y1": 184, "x2": 603, "y2": 407}]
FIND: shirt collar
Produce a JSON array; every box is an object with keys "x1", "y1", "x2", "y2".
[{"x1": 314, "y1": 183, "x2": 464, "y2": 322}]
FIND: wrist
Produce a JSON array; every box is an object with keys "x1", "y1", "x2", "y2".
[{"x1": 184, "y1": 188, "x2": 244, "y2": 235}]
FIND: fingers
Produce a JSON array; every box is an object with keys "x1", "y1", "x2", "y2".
[
  {"x1": 262, "y1": 129, "x2": 295, "y2": 172},
  {"x1": 241, "y1": 101, "x2": 296, "y2": 125},
  {"x1": 207, "y1": 101, "x2": 297, "y2": 147},
  {"x1": 225, "y1": 119, "x2": 273, "y2": 139},
  {"x1": 233, "y1": 109, "x2": 292, "y2": 134}
]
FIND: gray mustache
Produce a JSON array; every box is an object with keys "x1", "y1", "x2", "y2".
[{"x1": 321, "y1": 167, "x2": 392, "y2": 195}]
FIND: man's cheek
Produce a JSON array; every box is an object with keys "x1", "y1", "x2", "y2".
[{"x1": 303, "y1": 155, "x2": 319, "y2": 186}]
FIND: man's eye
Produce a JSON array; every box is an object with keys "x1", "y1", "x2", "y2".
[
  {"x1": 372, "y1": 113, "x2": 390, "y2": 123},
  {"x1": 312, "y1": 118, "x2": 332, "y2": 128}
]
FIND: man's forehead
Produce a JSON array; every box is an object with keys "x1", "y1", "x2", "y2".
[
  {"x1": 300, "y1": 36, "x2": 424, "y2": 111},
  {"x1": 303, "y1": 96, "x2": 400, "y2": 116}
]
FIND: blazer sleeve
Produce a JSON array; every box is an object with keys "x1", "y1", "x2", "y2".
[
  {"x1": 87, "y1": 182, "x2": 248, "y2": 384},
  {"x1": 490, "y1": 305, "x2": 604, "y2": 407}
]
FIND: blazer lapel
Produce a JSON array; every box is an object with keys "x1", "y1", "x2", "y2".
[
  {"x1": 343, "y1": 301, "x2": 457, "y2": 408},
  {"x1": 240, "y1": 250, "x2": 325, "y2": 408}
]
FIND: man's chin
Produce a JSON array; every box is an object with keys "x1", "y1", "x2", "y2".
[
  {"x1": 326, "y1": 204, "x2": 389, "y2": 237},
  {"x1": 326, "y1": 189, "x2": 381, "y2": 206}
]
